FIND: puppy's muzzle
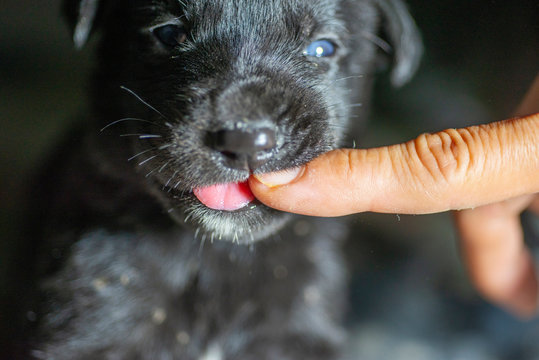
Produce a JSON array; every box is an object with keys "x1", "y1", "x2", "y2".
[{"x1": 207, "y1": 125, "x2": 277, "y2": 170}]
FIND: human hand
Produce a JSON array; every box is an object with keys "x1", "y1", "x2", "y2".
[{"x1": 249, "y1": 76, "x2": 539, "y2": 318}]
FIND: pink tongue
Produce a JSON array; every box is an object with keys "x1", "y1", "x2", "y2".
[{"x1": 193, "y1": 181, "x2": 255, "y2": 211}]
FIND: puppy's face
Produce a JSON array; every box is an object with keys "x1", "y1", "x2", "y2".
[{"x1": 66, "y1": 0, "x2": 420, "y2": 243}]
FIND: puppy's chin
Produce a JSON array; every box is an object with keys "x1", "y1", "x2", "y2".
[{"x1": 152, "y1": 185, "x2": 292, "y2": 244}]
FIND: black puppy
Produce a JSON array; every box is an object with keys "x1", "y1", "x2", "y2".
[{"x1": 23, "y1": 0, "x2": 421, "y2": 358}]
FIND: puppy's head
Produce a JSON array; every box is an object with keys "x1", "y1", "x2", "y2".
[{"x1": 64, "y1": 0, "x2": 421, "y2": 243}]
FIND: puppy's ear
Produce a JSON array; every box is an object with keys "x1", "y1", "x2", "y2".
[
  {"x1": 376, "y1": 0, "x2": 422, "y2": 86},
  {"x1": 63, "y1": 0, "x2": 102, "y2": 49}
]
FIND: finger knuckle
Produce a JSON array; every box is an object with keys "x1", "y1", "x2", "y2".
[{"x1": 409, "y1": 129, "x2": 476, "y2": 185}]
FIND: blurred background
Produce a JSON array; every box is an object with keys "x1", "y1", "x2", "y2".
[{"x1": 1, "y1": 0, "x2": 538, "y2": 359}]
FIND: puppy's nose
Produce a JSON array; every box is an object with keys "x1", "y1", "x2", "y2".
[
  {"x1": 207, "y1": 127, "x2": 277, "y2": 169},
  {"x1": 212, "y1": 128, "x2": 276, "y2": 153}
]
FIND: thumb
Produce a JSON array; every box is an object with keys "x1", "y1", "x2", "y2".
[{"x1": 249, "y1": 113, "x2": 539, "y2": 217}]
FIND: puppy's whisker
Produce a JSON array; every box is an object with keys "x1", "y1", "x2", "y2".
[
  {"x1": 145, "y1": 164, "x2": 163, "y2": 178},
  {"x1": 326, "y1": 102, "x2": 362, "y2": 110},
  {"x1": 120, "y1": 134, "x2": 163, "y2": 139},
  {"x1": 138, "y1": 155, "x2": 158, "y2": 166},
  {"x1": 120, "y1": 85, "x2": 168, "y2": 120},
  {"x1": 200, "y1": 233, "x2": 208, "y2": 252},
  {"x1": 175, "y1": 0, "x2": 188, "y2": 9},
  {"x1": 164, "y1": 170, "x2": 179, "y2": 189},
  {"x1": 198, "y1": 233, "x2": 207, "y2": 257},
  {"x1": 128, "y1": 148, "x2": 155, "y2": 161},
  {"x1": 159, "y1": 160, "x2": 171, "y2": 173},
  {"x1": 326, "y1": 124, "x2": 348, "y2": 130},
  {"x1": 333, "y1": 75, "x2": 364, "y2": 83},
  {"x1": 101, "y1": 118, "x2": 161, "y2": 132},
  {"x1": 330, "y1": 114, "x2": 356, "y2": 122}
]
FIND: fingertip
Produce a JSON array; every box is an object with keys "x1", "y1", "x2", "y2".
[
  {"x1": 252, "y1": 166, "x2": 305, "y2": 188},
  {"x1": 506, "y1": 254, "x2": 539, "y2": 320},
  {"x1": 247, "y1": 172, "x2": 291, "y2": 210},
  {"x1": 476, "y1": 246, "x2": 539, "y2": 319},
  {"x1": 455, "y1": 200, "x2": 539, "y2": 320}
]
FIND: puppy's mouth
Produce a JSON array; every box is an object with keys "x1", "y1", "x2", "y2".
[
  {"x1": 161, "y1": 176, "x2": 289, "y2": 243},
  {"x1": 192, "y1": 180, "x2": 255, "y2": 211}
]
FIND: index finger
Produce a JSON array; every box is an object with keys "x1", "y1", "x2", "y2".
[{"x1": 249, "y1": 113, "x2": 539, "y2": 216}]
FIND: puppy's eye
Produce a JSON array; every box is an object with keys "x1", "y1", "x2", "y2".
[
  {"x1": 153, "y1": 24, "x2": 187, "y2": 48},
  {"x1": 304, "y1": 39, "x2": 337, "y2": 58}
]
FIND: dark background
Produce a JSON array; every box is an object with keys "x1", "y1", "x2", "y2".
[{"x1": 1, "y1": 1, "x2": 538, "y2": 358}]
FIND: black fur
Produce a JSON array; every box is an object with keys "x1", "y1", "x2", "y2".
[{"x1": 21, "y1": 0, "x2": 421, "y2": 358}]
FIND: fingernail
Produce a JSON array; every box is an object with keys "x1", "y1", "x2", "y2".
[{"x1": 254, "y1": 167, "x2": 304, "y2": 188}]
